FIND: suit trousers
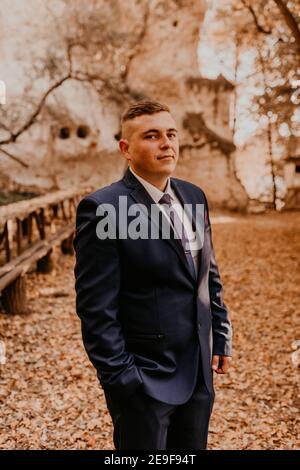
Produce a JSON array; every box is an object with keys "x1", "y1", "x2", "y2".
[{"x1": 103, "y1": 364, "x2": 215, "y2": 450}]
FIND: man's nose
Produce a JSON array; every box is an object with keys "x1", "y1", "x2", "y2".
[{"x1": 160, "y1": 135, "x2": 172, "y2": 148}]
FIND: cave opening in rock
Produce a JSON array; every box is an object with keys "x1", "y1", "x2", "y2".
[
  {"x1": 114, "y1": 131, "x2": 121, "y2": 141},
  {"x1": 77, "y1": 125, "x2": 90, "y2": 139},
  {"x1": 59, "y1": 127, "x2": 70, "y2": 139}
]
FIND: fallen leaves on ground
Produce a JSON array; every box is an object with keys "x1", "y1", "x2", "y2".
[{"x1": 0, "y1": 211, "x2": 299, "y2": 449}]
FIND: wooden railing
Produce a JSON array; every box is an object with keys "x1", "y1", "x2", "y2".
[{"x1": 0, "y1": 188, "x2": 90, "y2": 314}]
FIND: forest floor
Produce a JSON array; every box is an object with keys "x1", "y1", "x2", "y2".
[{"x1": 0, "y1": 211, "x2": 299, "y2": 450}]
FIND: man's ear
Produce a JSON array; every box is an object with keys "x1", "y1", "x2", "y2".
[{"x1": 119, "y1": 139, "x2": 130, "y2": 162}]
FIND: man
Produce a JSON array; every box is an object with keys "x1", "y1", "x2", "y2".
[{"x1": 74, "y1": 100, "x2": 232, "y2": 450}]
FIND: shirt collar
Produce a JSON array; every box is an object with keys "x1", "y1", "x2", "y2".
[{"x1": 129, "y1": 167, "x2": 173, "y2": 204}]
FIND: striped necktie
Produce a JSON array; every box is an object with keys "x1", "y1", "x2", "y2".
[{"x1": 159, "y1": 193, "x2": 196, "y2": 278}]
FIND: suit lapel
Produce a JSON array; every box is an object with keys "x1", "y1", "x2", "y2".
[
  {"x1": 123, "y1": 169, "x2": 197, "y2": 284},
  {"x1": 170, "y1": 179, "x2": 204, "y2": 284}
]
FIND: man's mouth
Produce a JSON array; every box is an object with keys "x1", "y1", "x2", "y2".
[{"x1": 157, "y1": 155, "x2": 174, "y2": 160}]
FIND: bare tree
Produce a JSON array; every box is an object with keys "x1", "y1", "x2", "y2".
[
  {"x1": 0, "y1": 0, "x2": 150, "y2": 166},
  {"x1": 211, "y1": 0, "x2": 299, "y2": 207},
  {"x1": 273, "y1": 0, "x2": 300, "y2": 51}
]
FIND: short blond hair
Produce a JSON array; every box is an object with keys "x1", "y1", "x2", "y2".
[{"x1": 121, "y1": 100, "x2": 170, "y2": 124}]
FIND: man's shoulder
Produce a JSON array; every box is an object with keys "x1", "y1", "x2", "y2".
[
  {"x1": 171, "y1": 177, "x2": 207, "y2": 202},
  {"x1": 80, "y1": 178, "x2": 129, "y2": 206}
]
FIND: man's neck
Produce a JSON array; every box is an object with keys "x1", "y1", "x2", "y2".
[{"x1": 130, "y1": 167, "x2": 169, "y2": 192}]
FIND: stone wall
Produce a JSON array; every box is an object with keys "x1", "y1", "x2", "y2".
[{"x1": 0, "y1": 0, "x2": 248, "y2": 210}]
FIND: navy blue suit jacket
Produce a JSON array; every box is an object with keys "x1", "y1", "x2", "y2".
[{"x1": 74, "y1": 168, "x2": 232, "y2": 405}]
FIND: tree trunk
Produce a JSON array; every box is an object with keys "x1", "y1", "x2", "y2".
[
  {"x1": 273, "y1": 0, "x2": 300, "y2": 52},
  {"x1": 2, "y1": 275, "x2": 29, "y2": 315},
  {"x1": 232, "y1": 35, "x2": 241, "y2": 135},
  {"x1": 37, "y1": 250, "x2": 54, "y2": 273},
  {"x1": 61, "y1": 234, "x2": 74, "y2": 255},
  {"x1": 258, "y1": 48, "x2": 278, "y2": 210},
  {"x1": 266, "y1": 121, "x2": 277, "y2": 210}
]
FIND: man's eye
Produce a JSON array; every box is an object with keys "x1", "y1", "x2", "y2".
[
  {"x1": 168, "y1": 134, "x2": 176, "y2": 139},
  {"x1": 145, "y1": 135, "x2": 157, "y2": 139}
]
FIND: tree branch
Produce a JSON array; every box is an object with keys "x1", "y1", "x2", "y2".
[
  {"x1": 273, "y1": 0, "x2": 300, "y2": 51},
  {"x1": 0, "y1": 27, "x2": 145, "y2": 160},
  {"x1": 0, "y1": 147, "x2": 29, "y2": 167},
  {"x1": 67, "y1": 44, "x2": 73, "y2": 75},
  {"x1": 66, "y1": 41, "x2": 87, "y2": 75},
  {"x1": 241, "y1": 0, "x2": 272, "y2": 35},
  {"x1": 121, "y1": 3, "x2": 150, "y2": 82},
  {"x1": 0, "y1": 121, "x2": 10, "y2": 133},
  {"x1": 0, "y1": 74, "x2": 71, "y2": 146}
]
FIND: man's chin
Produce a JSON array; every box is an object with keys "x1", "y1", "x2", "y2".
[
  {"x1": 157, "y1": 163, "x2": 176, "y2": 176},
  {"x1": 157, "y1": 158, "x2": 177, "y2": 169}
]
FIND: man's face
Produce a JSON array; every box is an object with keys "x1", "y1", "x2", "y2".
[{"x1": 119, "y1": 111, "x2": 179, "y2": 180}]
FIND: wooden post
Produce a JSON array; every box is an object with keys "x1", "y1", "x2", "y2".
[
  {"x1": 27, "y1": 214, "x2": 33, "y2": 244},
  {"x1": 61, "y1": 234, "x2": 74, "y2": 254},
  {"x1": 0, "y1": 227, "x2": 5, "y2": 249},
  {"x1": 68, "y1": 198, "x2": 74, "y2": 219},
  {"x1": 21, "y1": 218, "x2": 28, "y2": 236},
  {"x1": 5, "y1": 220, "x2": 13, "y2": 262},
  {"x1": 16, "y1": 219, "x2": 22, "y2": 255},
  {"x1": 37, "y1": 249, "x2": 54, "y2": 273},
  {"x1": 60, "y1": 200, "x2": 68, "y2": 221},
  {"x1": 34, "y1": 209, "x2": 45, "y2": 240},
  {"x1": 52, "y1": 204, "x2": 59, "y2": 218},
  {"x1": 1, "y1": 275, "x2": 29, "y2": 314}
]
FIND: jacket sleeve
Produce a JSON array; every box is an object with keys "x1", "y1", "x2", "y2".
[
  {"x1": 203, "y1": 193, "x2": 233, "y2": 357},
  {"x1": 73, "y1": 195, "x2": 143, "y2": 398}
]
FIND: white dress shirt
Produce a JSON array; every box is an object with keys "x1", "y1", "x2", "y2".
[{"x1": 129, "y1": 167, "x2": 199, "y2": 273}]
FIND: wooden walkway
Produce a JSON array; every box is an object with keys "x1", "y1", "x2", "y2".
[{"x1": 0, "y1": 188, "x2": 89, "y2": 314}]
